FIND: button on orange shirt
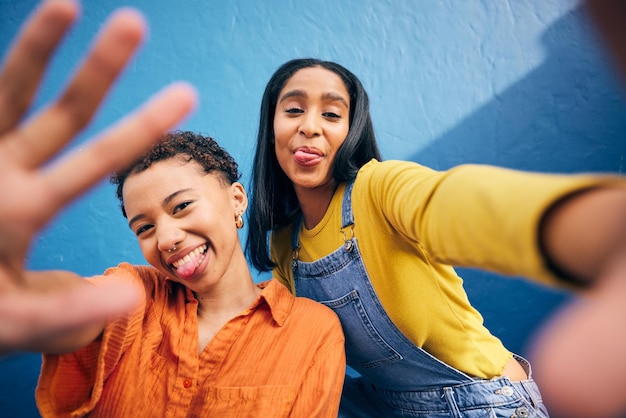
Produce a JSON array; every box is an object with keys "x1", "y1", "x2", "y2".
[{"x1": 35, "y1": 263, "x2": 345, "y2": 417}]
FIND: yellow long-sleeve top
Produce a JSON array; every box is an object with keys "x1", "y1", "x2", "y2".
[{"x1": 271, "y1": 159, "x2": 618, "y2": 379}]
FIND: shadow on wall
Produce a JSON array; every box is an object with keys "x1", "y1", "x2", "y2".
[
  {"x1": 412, "y1": 6, "x2": 626, "y2": 357},
  {"x1": 416, "y1": 6, "x2": 626, "y2": 174},
  {"x1": 2, "y1": 5, "x2": 626, "y2": 417},
  {"x1": 0, "y1": 352, "x2": 42, "y2": 417}
]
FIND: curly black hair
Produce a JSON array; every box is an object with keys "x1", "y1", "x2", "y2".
[{"x1": 110, "y1": 130, "x2": 240, "y2": 218}]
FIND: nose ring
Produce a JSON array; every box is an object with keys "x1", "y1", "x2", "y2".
[{"x1": 168, "y1": 244, "x2": 177, "y2": 253}]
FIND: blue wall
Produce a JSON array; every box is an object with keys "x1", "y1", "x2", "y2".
[{"x1": 1, "y1": 0, "x2": 625, "y2": 416}]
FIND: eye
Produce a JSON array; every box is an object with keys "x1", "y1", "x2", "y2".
[
  {"x1": 135, "y1": 224, "x2": 153, "y2": 236},
  {"x1": 173, "y1": 201, "x2": 192, "y2": 214},
  {"x1": 284, "y1": 107, "x2": 303, "y2": 114},
  {"x1": 322, "y1": 111, "x2": 341, "y2": 119}
]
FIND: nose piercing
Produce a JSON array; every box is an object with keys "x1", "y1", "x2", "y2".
[{"x1": 168, "y1": 244, "x2": 177, "y2": 253}]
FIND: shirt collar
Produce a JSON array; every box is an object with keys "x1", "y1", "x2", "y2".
[
  {"x1": 179, "y1": 277, "x2": 295, "y2": 326},
  {"x1": 254, "y1": 278, "x2": 294, "y2": 326}
]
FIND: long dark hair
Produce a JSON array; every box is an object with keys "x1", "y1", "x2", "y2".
[{"x1": 246, "y1": 58, "x2": 382, "y2": 272}]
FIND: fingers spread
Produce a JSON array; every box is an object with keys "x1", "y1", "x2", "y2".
[
  {"x1": 9, "y1": 7, "x2": 147, "y2": 169},
  {"x1": 43, "y1": 82, "x2": 197, "y2": 212},
  {"x1": 0, "y1": 0, "x2": 79, "y2": 135}
]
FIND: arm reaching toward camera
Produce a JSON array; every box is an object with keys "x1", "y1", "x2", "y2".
[
  {"x1": 0, "y1": 0, "x2": 196, "y2": 354},
  {"x1": 530, "y1": 1, "x2": 626, "y2": 416}
]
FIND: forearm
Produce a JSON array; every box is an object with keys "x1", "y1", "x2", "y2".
[
  {"x1": 531, "y1": 186, "x2": 626, "y2": 417},
  {"x1": 390, "y1": 162, "x2": 615, "y2": 284},
  {"x1": 540, "y1": 186, "x2": 626, "y2": 285}
]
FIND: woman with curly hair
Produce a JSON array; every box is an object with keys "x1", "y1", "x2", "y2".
[{"x1": 35, "y1": 131, "x2": 345, "y2": 417}]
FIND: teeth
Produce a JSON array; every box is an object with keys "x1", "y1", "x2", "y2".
[{"x1": 172, "y1": 244, "x2": 207, "y2": 268}]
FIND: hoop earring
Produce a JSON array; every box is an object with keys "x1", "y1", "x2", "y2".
[{"x1": 235, "y1": 214, "x2": 244, "y2": 229}]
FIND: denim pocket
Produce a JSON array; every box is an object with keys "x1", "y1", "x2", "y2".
[{"x1": 321, "y1": 290, "x2": 402, "y2": 369}]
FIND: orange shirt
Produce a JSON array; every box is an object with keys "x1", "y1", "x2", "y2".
[{"x1": 35, "y1": 263, "x2": 345, "y2": 417}]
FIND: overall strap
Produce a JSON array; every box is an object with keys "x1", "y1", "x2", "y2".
[
  {"x1": 290, "y1": 214, "x2": 302, "y2": 252},
  {"x1": 341, "y1": 179, "x2": 356, "y2": 228}
]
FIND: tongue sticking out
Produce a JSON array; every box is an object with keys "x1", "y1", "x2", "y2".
[
  {"x1": 294, "y1": 150, "x2": 322, "y2": 165},
  {"x1": 175, "y1": 252, "x2": 204, "y2": 279}
]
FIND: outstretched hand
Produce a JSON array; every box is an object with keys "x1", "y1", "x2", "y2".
[
  {"x1": 531, "y1": 261, "x2": 626, "y2": 418},
  {"x1": 530, "y1": 1, "x2": 626, "y2": 417},
  {"x1": 0, "y1": 0, "x2": 196, "y2": 353}
]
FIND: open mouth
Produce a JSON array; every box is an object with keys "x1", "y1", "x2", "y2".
[{"x1": 171, "y1": 244, "x2": 208, "y2": 278}]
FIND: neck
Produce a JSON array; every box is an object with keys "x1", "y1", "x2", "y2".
[
  {"x1": 191, "y1": 249, "x2": 262, "y2": 354},
  {"x1": 193, "y1": 276, "x2": 261, "y2": 354},
  {"x1": 195, "y1": 278, "x2": 260, "y2": 319},
  {"x1": 295, "y1": 181, "x2": 338, "y2": 229},
  {"x1": 193, "y1": 251, "x2": 260, "y2": 317}
]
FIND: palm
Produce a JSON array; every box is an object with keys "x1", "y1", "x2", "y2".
[{"x1": 0, "y1": 0, "x2": 196, "y2": 352}]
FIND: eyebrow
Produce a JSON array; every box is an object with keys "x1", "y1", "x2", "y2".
[
  {"x1": 127, "y1": 189, "x2": 191, "y2": 228},
  {"x1": 278, "y1": 89, "x2": 349, "y2": 109}
]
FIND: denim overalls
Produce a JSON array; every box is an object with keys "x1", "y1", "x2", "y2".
[{"x1": 290, "y1": 181, "x2": 549, "y2": 417}]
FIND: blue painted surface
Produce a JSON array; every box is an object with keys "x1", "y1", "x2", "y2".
[{"x1": 1, "y1": 0, "x2": 624, "y2": 415}]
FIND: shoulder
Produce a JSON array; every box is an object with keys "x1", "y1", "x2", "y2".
[
  {"x1": 290, "y1": 296, "x2": 343, "y2": 337},
  {"x1": 352, "y1": 159, "x2": 440, "y2": 211},
  {"x1": 356, "y1": 159, "x2": 437, "y2": 190},
  {"x1": 99, "y1": 263, "x2": 173, "y2": 301},
  {"x1": 289, "y1": 297, "x2": 344, "y2": 348},
  {"x1": 101, "y1": 263, "x2": 159, "y2": 283},
  {"x1": 271, "y1": 222, "x2": 293, "y2": 246},
  {"x1": 358, "y1": 158, "x2": 436, "y2": 176},
  {"x1": 264, "y1": 279, "x2": 342, "y2": 330},
  {"x1": 292, "y1": 295, "x2": 338, "y2": 318},
  {"x1": 101, "y1": 262, "x2": 152, "y2": 276}
]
